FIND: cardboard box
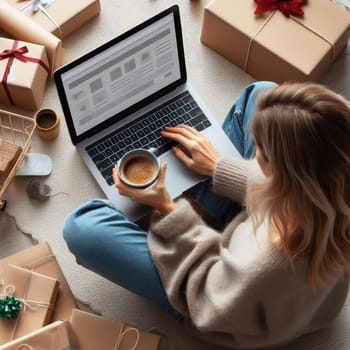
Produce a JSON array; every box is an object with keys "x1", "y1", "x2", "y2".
[
  {"x1": 0, "y1": 1, "x2": 63, "y2": 74},
  {"x1": 0, "y1": 142, "x2": 22, "y2": 184},
  {"x1": 70, "y1": 309, "x2": 160, "y2": 350},
  {"x1": 201, "y1": 0, "x2": 350, "y2": 83},
  {"x1": 0, "y1": 38, "x2": 49, "y2": 110},
  {"x1": 8, "y1": 0, "x2": 101, "y2": 39},
  {"x1": 1, "y1": 320, "x2": 76, "y2": 350},
  {"x1": 0, "y1": 264, "x2": 59, "y2": 344},
  {"x1": 0, "y1": 243, "x2": 77, "y2": 322}
]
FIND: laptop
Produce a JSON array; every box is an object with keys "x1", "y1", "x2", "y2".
[{"x1": 54, "y1": 5, "x2": 240, "y2": 221}]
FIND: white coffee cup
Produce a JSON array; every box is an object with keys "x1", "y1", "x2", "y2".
[{"x1": 118, "y1": 148, "x2": 160, "y2": 189}]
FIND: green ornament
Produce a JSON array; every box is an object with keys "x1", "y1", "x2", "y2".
[{"x1": 0, "y1": 296, "x2": 22, "y2": 320}]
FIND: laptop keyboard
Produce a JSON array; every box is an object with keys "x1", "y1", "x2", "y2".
[{"x1": 85, "y1": 90, "x2": 212, "y2": 186}]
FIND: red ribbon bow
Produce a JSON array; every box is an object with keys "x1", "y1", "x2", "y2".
[
  {"x1": 0, "y1": 45, "x2": 30, "y2": 62},
  {"x1": 254, "y1": 0, "x2": 306, "y2": 17},
  {"x1": 0, "y1": 40, "x2": 49, "y2": 106}
]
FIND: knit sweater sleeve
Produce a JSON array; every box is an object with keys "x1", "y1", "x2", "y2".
[
  {"x1": 148, "y1": 198, "x2": 220, "y2": 315},
  {"x1": 213, "y1": 157, "x2": 262, "y2": 203},
  {"x1": 148, "y1": 198, "x2": 274, "y2": 338},
  {"x1": 148, "y1": 197, "x2": 349, "y2": 349}
]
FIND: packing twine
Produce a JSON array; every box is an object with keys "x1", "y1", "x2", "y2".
[
  {"x1": 15, "y1": 344, "x2": 70, "y2": 350},
  {"x1": 113, "y1": 326, "x2": 140, "y2": 350},
  {"x1": 14, "y1": 320, "x2": 72, "y2": 350},
  {"x1": 0, "y1": 285, "x2": 53, "y2": 312},
  {"x1": 18, "y1": 0, "x2": 63, "y2": 39},
  {"x1": 14, "y1": 333, "x2": 71, "y2": 350},
  {"x1": 25, "y1": 178, "x2": 68, "y2": 201},
  {"x1": 12, "y1": 327, "x2": 140, "y2": 350},
  {"x1": 14, "y1": 334, "x2": 69, "y2": 350},
  {"x1": 16, "y1": 343, "x2": 70, "y2": 350},
  {"x1": 244, "y1": 10, "x2": 336, "y2": 72},
  {"x1": 0, "y1": 271, "x2": 54, "y2": 341},
  {"x1": 19, "y1": 254, "x2": 75, "y2": 297},
  {"x1": 8, "y1": 255, "x2": 140, "y2": 350}
]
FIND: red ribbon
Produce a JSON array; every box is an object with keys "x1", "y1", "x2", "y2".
[
  {"x1": 254, "y1": 0, "x2": 306, "y2": 17},
  {"x1": 0, "y1": 40, "x2": 49, "y2": 106}
]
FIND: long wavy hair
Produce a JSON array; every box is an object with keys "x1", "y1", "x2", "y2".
[{"x1": 247, "y1": 82, "x2": 350, "y2": 289}]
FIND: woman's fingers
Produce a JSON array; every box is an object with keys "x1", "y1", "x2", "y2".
[
  {"x1": 158, "y1": 162, "x2": 167, "y2": 184},
  {"x1": 160, "y1": 124, "x2": 219, "y2": 176},
  {"x1": 163, "y1": 125, "x2": 200, "y2": 137},
  {"x1": 174, "y1": 124, "x2": 202, "y2": 137},
  {"x1": 112, "y1": 165, "x2": 120, "y2": 185},
  {"x1": 113, "y1": 163, "x2": 167, "y2": 198},
  {"x1": 172, "y1": 146, "x2": 193, "y2": 168},
  {"x1": 112, "y1": 161, "x2": 173, "y2": 213},
  {"x1": 113, "y1": 165, "x2": 135, "y2": 197},
  {"x1": 161, "y1": 128, "x2": 191, "y2": 147},
  {"x1": 161, "y1": 125, "x2": 203, "y2": 152}
]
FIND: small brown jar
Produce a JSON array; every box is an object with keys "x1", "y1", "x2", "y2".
[{"x1": 35, "y1": 108, "x2": 60, "y2": 140}]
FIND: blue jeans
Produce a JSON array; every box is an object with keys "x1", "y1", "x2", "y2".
[{"x1": 63, "y1": 81, "x2": 277, "y2": 319}]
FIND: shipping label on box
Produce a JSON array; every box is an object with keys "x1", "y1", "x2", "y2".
[
  {"x1": 201, "y1": 0, "x2": 350, "y2": 83},
  {"x1": 8, "y1": 0, "x2": 101, "y2": 39},
  {"x1": 70, "y1": 309, "x2": 160, "y2": 350},
  {"x1": 0, "y1": 243, "x2": 77, "y2": 322},
  {"x1": 0, "y1": 38, "x2": 49, "y2": 110},
  {"x1": 0, "y1": 264, "x2": 59, "y2": 344}
]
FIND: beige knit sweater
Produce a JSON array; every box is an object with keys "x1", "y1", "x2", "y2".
[{"x1": 147, "y1": 157, "x2": 349, "y2": 349}]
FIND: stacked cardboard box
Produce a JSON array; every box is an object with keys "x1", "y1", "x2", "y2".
[
  {"x1": 0, "y1": 0, "x2": 101, "y2": 110},
  {"x1": 0, "y1": 243, "x2": 161, "y2": 349},
  {"x1": 6, "y1": 0, "x2": 101, "y2": 40},
  {"x1": 0, "y1": 265, "x2": 59, "y2": 344}
]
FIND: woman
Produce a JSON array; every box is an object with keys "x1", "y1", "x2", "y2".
[{"x1": 63, "y1": 81, "x2": 350, "y2": 349}]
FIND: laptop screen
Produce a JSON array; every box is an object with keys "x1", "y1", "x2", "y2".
[{"x1": 54, "y1": 6, "x2": 186, "y2": 144}]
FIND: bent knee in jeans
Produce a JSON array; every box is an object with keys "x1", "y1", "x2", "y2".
[{"x1": 63, "y1": 199, "x2": 122, "y2": 262}]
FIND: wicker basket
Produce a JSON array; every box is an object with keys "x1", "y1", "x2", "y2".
[{"x1": 0, "y1": 110, "x2": 36, "y2": 209}]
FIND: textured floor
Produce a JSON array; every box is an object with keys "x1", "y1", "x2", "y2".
[{"x1": 1, "y1": 0, "x2": 350, "y2": 349}]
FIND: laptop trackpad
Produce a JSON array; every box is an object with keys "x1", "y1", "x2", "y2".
[{"x1": 161, "y1": 151, "x2": 206, "y2": 198}]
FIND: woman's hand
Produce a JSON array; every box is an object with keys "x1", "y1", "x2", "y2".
[
  {"x1": 161, "y1": 125, "x2": 220, "y2": 176},
  {"x1": 113, "y1": 163, "x2": 175, "y2": 215}
]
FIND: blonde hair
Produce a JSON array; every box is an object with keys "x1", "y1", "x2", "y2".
[{"x1": 248, "y1": 82, "x2": 350, "y2": 289}]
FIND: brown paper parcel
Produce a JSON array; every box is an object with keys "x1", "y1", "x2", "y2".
[
  {"x1": 0, "y1": 1, "x2": 63, "y2": 73},
  {"x1": 1, "y1": 320, "x2": 76, "y2": 350},
  {"x1": 8, "y1": 0, "x2": 101, "y2": 39},
  {"x1": 0, "y1": 38, "x2": 49, "y2": 110},
  {"x1": 0, "y1": 264, "x2": 59, "y2": 344},
  {"x1": 0, "y1": 242, "x2": 77, "y2": 322},
  {"x1": 70, "y1": 308, "x2": 160, "y2": 350},
  {"x1": 0, "y1": 142, "x2": 22, "y2": 184},
  {"x1": 201, "y1": 0, "x2": 350, "y2": 83}
]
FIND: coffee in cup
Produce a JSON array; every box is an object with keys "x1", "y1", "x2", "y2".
[{"x1": 118, "y1": 148, "x2": 160, "y2": 189}]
